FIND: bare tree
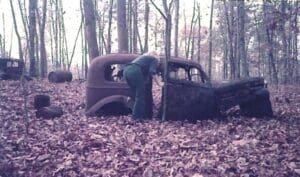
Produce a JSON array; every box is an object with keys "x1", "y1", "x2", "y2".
[
  {"x1": 196, "y1": 2, "x2": 201, "y2": 63},
  {"x1": 150, "y1": 0, "x2": 173, "y2": 121},
  {"x1": 0, "y1": 14, "x2": 5, "y2": 57},
  {"x1": 237, "y1": 0, "x2": 249, "y2": 77},
  {"x1": 68, "y1": 20, "x2": 83, "y2": 70},
  {"x1": 132, "y1": 0, "x2": 138, "y2": 53},
  {"x1": 186, "y1": 0, "x2": 196, "y2": 59},
  {"x1": 263, "y1": 1, "x2": 278, "y2": 85},
  {"x1": 254, "y1": 12, "x2": 262, "y2": 77},
  {"x1": 9, "y1": 0, "x2": 24, "y2": 60},
  {"x1": 17, "y1": 0, "x2": 29, "y2": 60},
  {"x1": 208, "y1": 0, "x2": 214, "y2": 79},
  {"x1": 107, "y1": 0, "x2": 113, "y2": 54},
  {"x1": 28, "y1": 0, "x2": 37, "y2": 77},
  {"x1": 37, "y1": 0, "x2": 48, "y2": 78},
  {"x1": 144, "y1": 0, "x2": 150, "y2": 53},
  {"x1": 117, "y1": 0, "x2": 128, "y2": 52},
  {"x1": 173, "y1": 0, "x2": 179, "y2": 57},
  {"x1": 292, "y1": 0, "x2": 298, "y2": 84},
  {"x1": 223, "y1": 0, "x2": 235, "y2": 79},
  {"x1": 83, "y1": 0, "x2": 99, "y2": 61}
]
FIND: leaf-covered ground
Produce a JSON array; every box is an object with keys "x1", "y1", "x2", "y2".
[{"x1": 0, "y1": 80, "x2": 299, "y2": 177}]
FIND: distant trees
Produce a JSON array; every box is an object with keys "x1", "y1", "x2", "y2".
[
  {"x1": 215, "y1": 0, "x2": 298, "y2": 84},
  {"x1": 0, "y1": 0, "x2": 298, "y2": 84}
]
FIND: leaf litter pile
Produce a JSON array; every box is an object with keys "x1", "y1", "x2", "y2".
[{"x1": 0, "y1": 80, "x2": 299, "y2": 177}]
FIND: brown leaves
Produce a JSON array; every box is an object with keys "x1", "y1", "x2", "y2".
[{"x1": 0, "y1": 80, "x2": 299, "y2": 176}]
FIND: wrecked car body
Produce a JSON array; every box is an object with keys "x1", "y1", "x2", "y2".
[
  {"x1": 0, "y1": 58, "x2": 24, "y2": 80},
  {"x1": 85, "y1": 53, "x2": 273, "y2": 121}
]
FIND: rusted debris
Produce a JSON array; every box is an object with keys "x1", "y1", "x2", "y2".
[
  {"x1": 36, "y1": 106, "x2": 63, "y2": 119},
  {"x1": 48, "y1": 70, "x2": 73, "y2": 83},
  {"x1": 0, "y1": 58, "x2": 24, "y2": 80},
  {"x1": 34, "y1": 94, "x2": 50, "y2": 109}
]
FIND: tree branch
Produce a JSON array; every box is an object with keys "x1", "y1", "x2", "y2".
[{"x1": 150, "y1": 0, "x2": 167, "y2": 20}]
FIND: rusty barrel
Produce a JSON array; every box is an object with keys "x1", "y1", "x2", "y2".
[{"x1": 48, "y1": 70, "x2": 72, "y2": 83}]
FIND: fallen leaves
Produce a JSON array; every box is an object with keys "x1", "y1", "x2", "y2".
[{"x1": 0, "y1": 80, "x2": 299, "y2": 176}]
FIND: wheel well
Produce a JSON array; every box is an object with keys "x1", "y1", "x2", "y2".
[{"x1": 95, "y1": 101, "x2": 132, "y2": 116}]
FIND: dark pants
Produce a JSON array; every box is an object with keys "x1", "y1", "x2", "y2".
[
  {"x1": 123, "y1": 65, "x2": 146, "y2": 120},
  {"x1": 145, "y1": 76, "x2": 153, "y2": 118}
]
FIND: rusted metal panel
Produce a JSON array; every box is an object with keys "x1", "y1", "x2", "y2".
[{"x1": 0, "y1": 58, "x2": 24, "y2": 80}]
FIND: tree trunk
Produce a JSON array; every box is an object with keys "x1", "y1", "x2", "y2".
[
  {"x1": 154, "y1": 15, "x2": 159, "y2": 51},
  {"x1": 223, "y1": 0, "x2": 235, "y2": 79},
  {"x1": 107, "y1": 0, "x2": 113, "y2": 54},
  {"x1": 94, "y1": 0, "x2": 103, "y2": 55},
  {"x1": 128, "y1": 0, "x2": 132, "y2": 53},
  {"x1": 49, "y1": 0, "x2": 54, "y2": 66},
  {"x1": 9, "y1": 0, "x2": 24, "y2": 61},
  {"x1": 279, "y1": 0, "x2": 289, "y2": 83},
  {"x1": 173, "y1": 0, "x2": 179, "y2": 57},
  {"x1": 293, "y1": 1, "x2": 298, "y2": 84},
  {"x1": 39, "y1": 0, "x2": 48, "y2": 78},
  {"x1": 234, "y1": 1, "x2": 240, "y2": 78},
  {"x1": 191, "y1": 25, "x2": 195, "y2": 61},
  {"x1": 132, "y1": 0, "x2": 138, "y2": 53},
  {"x1": 208, "y1": 0, "x2": 214, "y2": 79},
  {"x1": 83, "y1": 0, "x2": 99, "y2": 62},
  {"x1": 197, "y1": 3, "x2": 201, "y2": 63},
  {"x1": 219, "y1": 9, "x2": 228, "y2": 79},
  {"x1": 186, "y1": 0, "x2": 196, "y2": 60},
  {"x1": 150, "y1": 0, "x2": 173, "y2": 121},
  {"x1": 83, "y1": 0, "x2": 99, "y2": 61},
  {"x1": 60, "y1": 6, "x2": 69, "y2": 70},
  {"x1": 17, "y1": 0, "x2": 29, "y2": 62},
  {"x1": 254, "y1": 13, "x2": 262, "y2": 77},
  {"x1": 237, "y1": 0, "x2": 249, "y2": 77},
  {"x1": 35, "y1": 26, "x2": 39, "y2": 74},
  {"x1": 54, "y1": 0, "x2": 59, "y2": 68},
  {"x1": 117, "y1": 0, "x2": 128, "y2": 53},
  {"x1": 29, "y1": 0, "x2": 37, "y2": 77},
  {"x1": 263, "y1": 1, "x2": 278, "y2": 85},
  {"x1": 68, "y1": 20, "x2": 83, "y2": 70},
  {"x1": 1, "y1": 14, "x2": 6, "y2": 57},
  {"x1": 144, "y1": 0, "x2": 150, "y2": 53},
  {"x1": 184, "y1": 10, "x2": 188, "y2": 58}
]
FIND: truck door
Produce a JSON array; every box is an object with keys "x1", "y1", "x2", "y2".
[{"x1": 162, "y1": 64, "x2": 217, "y2": 122}]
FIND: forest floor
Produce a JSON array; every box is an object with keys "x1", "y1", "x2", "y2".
[{"x1": 0, "y1": 80, "x2": 299, "y2": 177}]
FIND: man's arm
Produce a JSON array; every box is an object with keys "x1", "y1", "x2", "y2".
[{"x1": 153, "y1": 75, "x2": 163, "y2": 87}]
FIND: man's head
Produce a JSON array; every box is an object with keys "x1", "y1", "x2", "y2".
[{"x1": 143, "y1": 51, "x2": 160, "y2": 60}]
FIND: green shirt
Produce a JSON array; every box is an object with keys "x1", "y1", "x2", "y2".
[{"x1": 132, "y1": 55, "x2": 159, "y2": 76}]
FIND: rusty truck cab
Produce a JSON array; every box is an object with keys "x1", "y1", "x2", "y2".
[
  {"x1": 85, "y1": 53, "x2": 210, "y2": 118},
  {"x1": 85, "y1": 53, "x2": 139, "y2": 116}
]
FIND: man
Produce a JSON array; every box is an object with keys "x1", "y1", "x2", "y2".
[{"x1": 123, "y1": 52, "x2": 160, "y2": 121}]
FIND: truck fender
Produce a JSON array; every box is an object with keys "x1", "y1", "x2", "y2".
[{"x1": 85, "y1": 95, "x2": 132, "y2": 116}]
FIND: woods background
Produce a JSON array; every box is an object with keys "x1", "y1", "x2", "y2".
[{"x1": 0, "y1": 0, "x2": 299, "y2": 84}]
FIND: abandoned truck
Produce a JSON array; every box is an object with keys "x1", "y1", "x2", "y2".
[
  {"x1": 85, "y1": 53, "x2": 273, "y2": 121},
  {"x1": 0, "y1": 58, "x2": 24, "y2": 80}
]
